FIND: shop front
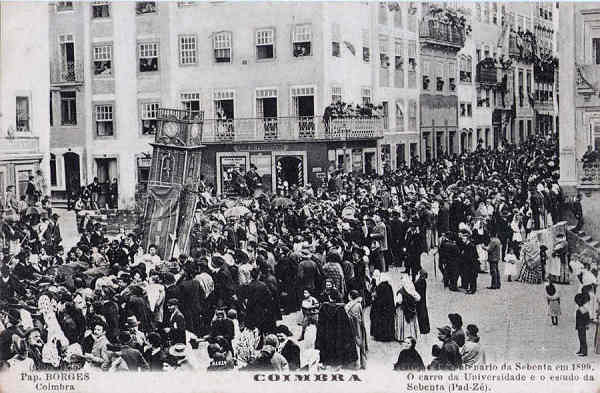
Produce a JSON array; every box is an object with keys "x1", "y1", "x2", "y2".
[
  {"x1": 206, "y1": 139, "x2": 379, "y2": 196},
  {"x1": 0, "y1": 136, "x2": 43, "y2": 200}
]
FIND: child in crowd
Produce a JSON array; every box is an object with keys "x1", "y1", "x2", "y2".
[
  {"x1": 504, "y1": 243, "x2": 518, "y2": 282},
  {"x1": 299, "y1": 288, "x2": 319, "y2": 341},
  {"x1": 545, "y1": 282, "x2": 561, "y2": 326}
]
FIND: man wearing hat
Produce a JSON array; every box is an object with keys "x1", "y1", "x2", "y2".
[
  {"x1": 275, "y1": 324, "x2": 300, "y2": 371},
  {"x1": 125, "y1": 315, "x2": 147, "y2": 353},
  {"x1": 0, "y1": 309, "x2": 22, "y2": 361},
  {"x1": 111, "y1": 331, "x2": 149, "y2": 371},
  {"x1": 165, "y1": 298, "x2": 186, "y2": 345}
]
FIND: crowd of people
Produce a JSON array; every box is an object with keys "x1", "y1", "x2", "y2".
[{"x1": 0, "y1": 134, "x2": 599, "y2": 373}]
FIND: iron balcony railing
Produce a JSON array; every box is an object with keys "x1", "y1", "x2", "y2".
[
  {"x1": 199, "y1": 116, "x2": 384, "y2": 143},
  {"x1": 419, "y1": 19, "x2": 465, "y2": 48},
  {"x1": 51, "y1": 61, "x2": 84, "y2": 85}
]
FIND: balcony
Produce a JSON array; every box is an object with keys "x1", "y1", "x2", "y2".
[
  {"x1": 419, "y1": 19, "x2": 465, "y2": 50},
  {"x1": 578, "y1": 161, "x2": 600, "y2": 186},
  {"x1": 200, "y1": 116, "x2": 384, "y2": 143},
  {"x1": 51, "y1": 61, "x2": 84, "y2": 85},
  {"x1": 476, "y1": 59, "x2": 498, "y2": 85}
]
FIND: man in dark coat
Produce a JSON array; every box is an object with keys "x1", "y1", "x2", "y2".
[
  {"x1": 165, "y1": 298, "x2": 186, "y2": 345},
  {"x1": 241, "y1": 268, "x2": 274, "y2": 333},
  {"x1": 297, "y1": 252, "x2": 320, "y2": 294},
  {"x1": 404, "y1": 222, "x2": 425, "y2": 281},
  {"x1": 459, "y1": 233, "x2": 479, "y2": 294},
  {"x1": 176, "y1": 270, "x2": 204, "y2": 336},
  {"x1": 126, "y1": 285, "x2": 153, "y2": 332},
  {"x1": 274, "y1": 248, "x2": 299, "y2": 314},
  {"x1": 211, "y1": 255, "x2": 236, "y2": 308}
]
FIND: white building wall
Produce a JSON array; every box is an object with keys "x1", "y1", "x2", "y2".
[{"x1": 0, "y1": 1, "x2": 51, "y2": 180}]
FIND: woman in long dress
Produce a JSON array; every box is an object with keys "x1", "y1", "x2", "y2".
[
  {"x1": 517, "y1": 232, "x2": 543, "y2": 284},
  {"x1": 414, "y1": 270, "x2": 430, "y2": 335},
  {"x1": 550, "y1": 232, "x2": 569, "y2": 284},
  {"x1": 394, "y1": 273, "x2": 419, "y2": 342},
  {"x1": 370, "y1": 272, "x2": 396, "y2": 342}
]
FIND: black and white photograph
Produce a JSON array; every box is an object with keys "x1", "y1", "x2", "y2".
[{"x1": 0, "y1": 1, "x2": 598, "y2": 392}]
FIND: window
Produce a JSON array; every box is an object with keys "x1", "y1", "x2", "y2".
[
  {"x1": 16, "y1": 97, "x2": 30, "y2": 132},
  {"x1": 460, "y1": 55, "x2": 472, "y2": 82},
  {"x1": 141, "y1": 102, "x2": 159, "y2": 135},
  {"x1": 394, "y1": 39, "x2": 404, "y2": 88},
  {"x1": 93, "y1": 44, "x2": 112, "y2": 76},
  {"x1": 379, "y1": 35, "x2": 389, "y2": 69},
  {"x1": 382, "y1": 101, "x2": 389, "y2": 129},
  {"x1": 475, "y1": 3, "x2": 481, "y2": 22},
  {"x1": 256, "y1": 28, "x2": 274, "y2": 60},
  {"x1": 594, "y1": 38, "x2": 600, "y2": 65},
  {"x1": 460, "y1": 103, "x2": 466, "y2": 117},
  {"x1": 467, "y1": 103, "x2": 472, "y2": 117},
  {"x1": 293, "y1": 24, "x2": 312, "y2": 57},
  {"x1": 136, "y1": 1, "x2": 156, "y2": 15},
  {"x1": 92, "y1": 2, "x2": 110, "y2": 18},
  {"x1": 137, "y1": 155, "x2": 152, "y2": 193},
  {"x1": 518, "y1": 69, "x2": 524, "y2": 107},
  {"x1": 361, "y1": 29, "x2": 370, "y2": 63},
  {"x1": 17, "y1": 169, "x2": 32, "y2": 199},
  {"x1": 395, "y1": 99, "x2": 405, "y2": 132},
  {"x1": 50, "y1": 154, "x2": 57, "y2": 187},
  {"x1": 59, "y1": 34, "x2": 75, "y2": 80},
  {"x1": 331, "y1": 87, "x2": 342, "y2": 104},
  {"x1": 139, "y1": 42, "x2": 159, "y2": 72},
  {"x1": 394, "y1": 6, "x2": 403, "y2": 28},
  {"x1": 423, "y1": 61, "x2": 431, "y2": 90},
  {"x1": 483, "y1": 2, "x2": 490, "y2": 24},
  {"x1": 476, "y1": 48, "x2": 481, "y2": 63},
  {"x1": 179, "y1": 35, "x2": 197, "y2": 65},
  {"x1": 331, "y1": 23, "x2": 341, "y2": 58},
  {"x1": 448, "y1": 62, "x2": 456, "y2": 92},
  {"x1": 50, "y1": 93, "x2": 53, "y2": 127},
  {"x1": 181, "y1": 93, "x2": 202, "y2": 119},
  {"x1": 60, "y1": 91, "x2": 77, "y2": 126},
  {"x1": 214, "y1": 90, "x2": 235, "y2": 120},
  {"x1": 477, "y1": 88, "x2": 483, "y2": 107},
  {"x1": 361, "y1": 87, "x2": 371, "y2": 106},
  {"x1": 526, "y1": 70, "x2": 532, "y2": 97},
  {"x1": 485, "y1": 89, "x2": 491, "y2": 107},
  {"x1": 213, "y1": 32, "x2": 232, "y2": 63},
  {"x1": 408, "y1": 99, "x2": 417, "y2": 130},
  {"x1": 95, "y1": 104, "x2": 114, "y2": 136},
  {"x1": 56, "y1": 2, "x2": 73, "y2": 12},
  {"x1": 435, "y1": 62, "x2": 444, "y2": 92},
  {"x1": 492, "y1": 2, "x2": 497, "y2": 24},
  {"x1": 408, "y1": 40, "x2": 417, "y2": 88},
  {"x1": 378, "y1": 2, "x2": 388, "y2": 25}
]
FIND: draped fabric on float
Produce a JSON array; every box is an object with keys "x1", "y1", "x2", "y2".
[{"x1": 144, "y1": 185, "x2": 182, "y2": 258}]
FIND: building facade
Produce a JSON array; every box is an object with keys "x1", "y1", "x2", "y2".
[
  {"x1": 47, "y1": 1, "x2": 404, "y2": 207},
  {"x1": 0, "y1": 2, "x2": 51, "y2": 200},
  {"x1": 560, "y1": 2, "x2": 600, "y2": 236}
]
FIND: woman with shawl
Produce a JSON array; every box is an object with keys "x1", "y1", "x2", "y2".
[
  {"x1": 394, "y1": 273, "x2": 420, "y2": 342},
  {"x1": 370, "y1": 271, "x2": 396, "y2": 342},
  {"x1": 517, "y1": 232, "x2": 543, "y2": 284}
]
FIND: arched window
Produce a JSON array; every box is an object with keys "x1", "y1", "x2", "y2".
[{"x1": 160, "y1": 154, "x2": 174, "y2": 184}]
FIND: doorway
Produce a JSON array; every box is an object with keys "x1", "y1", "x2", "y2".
[
  {"x1": 64, "y1": 152, "x2": 81, "y2": 194},
  {"x1": 276, "y1": 155, "x2": 304, "y2": 189},
  {"x1": 364, "y1": 151, "x2": 376, "y2": 174}
]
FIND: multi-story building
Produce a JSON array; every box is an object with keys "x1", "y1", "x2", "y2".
[
  {"x1": 49, "y1": 0, "x2": 87, "y2": 204},
  {"x1": 48, "y1": 1, "x2": 404, "y2": 207},
  {"x1": 375, "y1": 2, "x2": 421, "y2": 170},
  {"x1": 0, "y1": 2, "x2": 51, "y2": 200},
  {"x1": 560, "y1": 2, "x2": 600, "y2": 235},
  {"x1": 418, "y1": 2, "x2": 466, "y2": 160}
]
